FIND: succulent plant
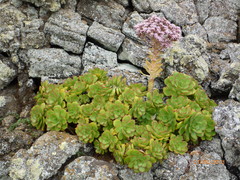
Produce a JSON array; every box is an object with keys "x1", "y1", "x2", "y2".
[
  {"x1": 124, "y1": 149, "x2": 155, "y2": 173},
  {"x1": 113, "y1": 115, "x2": 136, "y2": 140},
  {"x1": 75, "y1": 122, "x2": 100, "y2": 143},
  {"x1": 45, "y1": 105, "x2": 68, "y2": 131},
  {"x1": 30, "y1": 68, "x2": 217, "y2": 173},
  {"x1": 163, "y1": 72, "x2": 199, "y2": 97},
  {"x1": 169, "y1": 134, "x2": 188, "y2": 155}
]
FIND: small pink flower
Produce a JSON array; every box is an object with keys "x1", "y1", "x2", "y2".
[{"x1": 134, "y1": 15, "x2": 181, "y2": 50}]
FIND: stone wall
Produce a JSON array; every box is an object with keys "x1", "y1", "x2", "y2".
[{"x1": 0, "y1": 0, "x2": 240, "y2": 179}]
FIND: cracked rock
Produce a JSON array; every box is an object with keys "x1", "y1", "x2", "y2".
[{"x1": 44, "y1": 9, "x2": 88, "y2": 54}]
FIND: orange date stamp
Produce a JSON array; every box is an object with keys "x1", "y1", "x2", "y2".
[{"x1": 193, "y1": 159, "x2": 225, "y2": 165}]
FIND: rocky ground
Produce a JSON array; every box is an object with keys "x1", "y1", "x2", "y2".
[{"x1": 0, "y1": 0, "x2": 240, "y2": 179}]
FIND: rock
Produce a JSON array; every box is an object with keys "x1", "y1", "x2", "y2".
[
  {"x1": 182, "y1": 23, "x2": 208, "y2": 41},
  {"x1": 77, "y1": 0, "x2": 127, "y2": 30},
  {"x1": 195, "y1": 0, "x2": 211, "y2": 24},
  {"x1": 0, "y1": 4, "x2": 26, "y2": 53},
  {"x1": 87, "y1": 21, "x2": 125, "y2": 52},
  {"x1": 114, "y1": 0, "x2": 129, "y2": 7},
  {"x1": 118, "y1": 38, "x2": 148, "y2": 68},
  {"x1": 0, "y1": 58, "x2": 17, "y2": 90},
  {"x1": 82, "y1": 42, "x2": 118, "y2": 71},
  {"x1": 107, "y1": 67, "x2": 148, "y2": 86},
  {"x1": 211, "y1": 62, "x2": 240, "y2": 92},
  {"x1": 19, "y1": 48, "x2": 82, "y2": 79},
  {"x1": 213, "y1": 100, "x2": 240, "y2": 173},
  {"x1": 21, "y1": 19, "x2": 46, "y2": 49},
  {"x1": 118, "y1": 166, "x2": 153, "y2": 180},
  {"x1": 203, "y1": 17, "x2": 237, "y2": 43},
  {"x1": 209, "y1": 0, "x2": 240, "y2": 21},
  {"x1": 61, "y1": 156, "x2": 119, "y2": 180},
  {"x1": 44, "y1": 9, "x2": 88, "y2": 54},
  {"x1": 0, "y1": 128, "x2": 35, "y2": 156},
  {"x1": 229, "y1": 78, "x2": 240, "y2": 101},
  {"x1": 162, "y1": 35, "x2": 209, "y2": 83},
  {"x1": 122, "y1": 11, "x2": 144, "y2": 43},
  {"x1": 131, "y1": 0, "x2": 151, "y2": 13},
  {"x1": 220, "y1": 43, "x2": 240, "y2": 63},
  {"x1": 0, "y1": 155, "x2": 11, "y2": 179},
  {"x1": 9, "y1": 131, "x2": 82, "y2": 180},
  {"x1": 147, "y1": 0, "x2": 198, "y2": 26},
  {"x1": 20, "y1": 0, "x2": 64, "y2": 12}
]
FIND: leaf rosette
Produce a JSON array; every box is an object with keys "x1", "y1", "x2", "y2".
[
  {"x1": 75, "y1": 122, "x2": 100, "y2": 143},
  {"x1": 98, "y1": 130, "x2": 118, "y2": 152},
  {"x1": 30, "y1": 103, "x2": 46, "y2": 131},
  {"x1": 146, "y1": 139, "x2": 168, "y2": 161},
  {"x1": 157, "y1": 106, "x2": 177, "y2": 131},
  {"x1": 163, "y1": 72, "x2": 198, "y2": 96},
  {"x1": 45, "y1": 105, "x2": 68, "y2": 131},
  {"x1": 146, "y1": 121, "x2": 171, "y2": 141},
  {"x1": 169, "y1": 134, "x2": 188, "y2": 155},
  {"x1": 124, "y1": 149, "x2": 155, "y2": 173}
]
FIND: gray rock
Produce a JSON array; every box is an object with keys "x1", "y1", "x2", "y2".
[
  {"x1": 181, "y1": 152, "x2": 232, "y2": 180},
  {"x1": 209, "y1": 0, "x2": 240, "y2": 21},
  {"x1": 118, "y1": 38, "x2": 148, "y2": 68},
  {"x1": 114, "y1": 0, "x2": 129, "y2": 7},
  {"x1": 19, "y1": 48, "x2": 82, "y2": 78},
  {"x1": 87, "y1": 21, "x2": 125, "y2": 52},
  {"x1": 107, "y1": 67, "x2": 148, "y2": 86},
  {"x1": 20, "y1": 0, "x2": 64, "y2": 12},
  {"x1": 0, "y1": 4, "x2": 26, "y2": 53},
  {"x1": 213, "y1": 100, "x2": 240, "y2": 172},
  {"x1": 131, "y1": 0, "x2": 151, "y2": 13},
  {"x1": 77, "y1": 0, "x2": 127, "y2": 30},
  {"x1": 148, "y1": 0, "x2": 198, "y2": 26},
  {"x1": 0, "y1": 128, "x2": 35, "y2": 156},
  {"x1": 82, "y1": 42, "x2": 118, "y2": 71},
  {"x1": 182, "y1": 23, "x2": 208, "y2": 41},
  {"x1": 44, "y1": 9, "x2": 88, "y2": 54},
  {"x1": 162, "y1": 35, "x2": 209, "y2": 83},
  {"x1": 195, "y1": 0, "x2": 211, "y2": 24},
  {"x1": 61, "y1": 156, "x2": 119, "y2": 180},
  {"x1": 229, "y1": 78, "x2": 240, "y2": 101},
  {"x1": 211, "y1": 62, "x2": 240, "y2": 92},
  {"x1": 154, "y1": 153, "x2": 191, "y2": 180},
  {"x1": 203, "y1": 17, "x2": 237, "y2": 43},
  {"x1": 122, "y1": 11, "x2": 144, "y2": 43},
  {"x1": 118, "y1": 167, "x2": 153, "y2": 180},
  {"x1": 9, "y1": 131, "x2": 82, "y2": 180},
  {"x1": 220, "y1": 43, "x2": 240, "y2": 63},
  {"x1": 0, "y1": 155, "x2": 11, "y2": 179},
  {"x1": 0, "y1": 59, "x2": 17, "y2": 90},
  {"x1": 21, "y1": 19, "x2": 46, "y2": 49},
  {"x1": 0, "y1": 96, "x2": 6, "y2": 107}
]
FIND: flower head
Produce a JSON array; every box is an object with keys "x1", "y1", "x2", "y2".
[{"x1": 134, "y1": 15, "x2": 181, "y2": 50}]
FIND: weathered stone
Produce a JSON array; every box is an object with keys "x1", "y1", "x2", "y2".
[
  {"x1": 20, "y1": 4, "x2": 39, "y2": 20},
  {"x1": 87, "y1": 21, "x2": 125, "y2": 52},
  {"x1": 114, "y1": 0, "x2": 129, "y2": 7},
  {"x1": 44, "y1": 9, "x2": 88, "y2": 54},
  {"x1": 77, "y1": 0, "x2": 127, "y2": 30},
  {"x1": 162, "y1": 35, "x2": 209, "y2": 83},
  {"x1": 118, "y1": 38, "x2": 148, "y2": 68},
  {"x1": 61, "y1": 156, "x2": 119, "y2": 180},
  {"x1": 203, "y1": 17, "x2": 237, "y2": 43},
  {"x1": 9, "y1": 131, "x2": 82, "y2": 180},
  {"x1": 213, "y1": 100, "x2": 240, "y2": 173},
  {"x1": 0, "y1": 58, "x2": 17, "y2": 90},
  {"x1": 118, "y1": 167, "x2": 153, "y2": 180},
  {"x1": 0, "y1": 128, "x2": 35, "y2": 156},
  {"x1": 107, "y1": 66, "x2": 148, "y2": 86},
  {"x1": 220, "y1": 43, "x2": 240, "y2": 63},
  {"x1": 211, "y1": 62, "x2": 240, "y2": 92},
  {"x1": 0, "y1": 4, "x2": 26, "y2": 52},
  {"x1": 131, "y1": 0, "x2": 151, "y2": 13},
  {"x1": 122, "y1": 11, "x2": 144, "y2": 43},
  {"x1": 209, "y1": 0, "x2": 240, "y2": 21},
  {"x1": 148, "y1": 0, "x2": 198, "y2": 25},
  {"x1": 195, "y1": 0, "x2": 211, "y2": 24},
  {"x1": 20, "y1": 0, "x2": 64, "y2": 12},
  {"x1": 82, "y1": 42, "x2": 118, "y2": 71},
  {"x1": 0, "y1": 155, "x2": 11, "y2": 179},
  {"x1": 229, "y1": 78, "x2": 240, "y2": 101},
  {"x1": 21, "y1": 19, "x2": 46, "y2": 49},
  {"x1": 19, "y1": 48, "x2": 82, "y2": 79},
  {"x1": 182, "y1": 23, "x2": 208, "y2": 41}
]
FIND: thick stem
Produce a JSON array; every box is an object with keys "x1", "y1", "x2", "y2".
[{"x1": 148, "y1": 77, "x2": 155, "y2": 92}]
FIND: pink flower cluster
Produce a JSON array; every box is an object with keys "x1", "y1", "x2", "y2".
[{"x1": 134, "y1": 15, "x2": 181, "y2": 50}]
